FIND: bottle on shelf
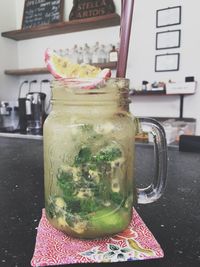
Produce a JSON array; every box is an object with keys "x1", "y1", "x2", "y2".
[
  {"x1": 77, "y1": 47, "x2": 83, "y2": 64},
  {"x1": 64, "y1": 48, "x2": 70, "y2": 59},
  {"x1": 98, "y1": 44, "x2": 107, "y2": 63},
  {"x1": 91, "y1": 42, "x2": 100, "y2": 63},
  {"x1": 70, "y1": 44, "x2": 79, "y2": 63},
  {"x1": 106, "y1": 44, "x2": 112, "y2": 62},
  {"x1": 109, "y1": 45, "x2": 118, "y2": 62},
  {"x1": 83, "y1": 43, "x2": 92, "y2": 64}
]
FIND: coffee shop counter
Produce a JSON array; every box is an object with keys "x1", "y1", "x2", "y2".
[{"x1": 0, "y1": 136, "x2": 199, "y2": 267}]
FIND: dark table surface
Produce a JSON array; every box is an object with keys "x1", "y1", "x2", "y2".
[{"x1": 0, "y1": 136, "x2": 200, "y2": 267}]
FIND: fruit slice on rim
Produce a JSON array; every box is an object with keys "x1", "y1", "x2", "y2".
[{"x1": 45, "y1": 48, "x2": 111, "y2": 80}]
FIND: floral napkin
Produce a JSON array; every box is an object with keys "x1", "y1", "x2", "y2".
[{"x1": 31, "y1": 208, "x2": 164, "y2": 266}]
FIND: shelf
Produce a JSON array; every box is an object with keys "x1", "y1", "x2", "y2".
[
  {"x1": 130, "y1": 90, "x2": 195, "y2": 119},
  {"x1": 130, "y1": 90, "x2": 166, "y2": 96},
  {"x1": 4, "y1": 62, "x2": 117, "y2": 76},
  {"x1": 5, "y1": 68, "x2": 49, "y2": 76},
  {"x1": 130, "y1": 90, "x2": 195, "y2": 96},
  {"x1": 1, "y1": 14, "x2": 120, "y2": 41}
]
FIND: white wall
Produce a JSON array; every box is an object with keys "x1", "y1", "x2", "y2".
[
  {"x1": 0, "y1": 0, "x2": 19, "y2": 100},
  {"x1": 127, "y1": 0, "x2": 200, "y2": 133},
  {"x1": 1, "y1": 0, "x2": 200, "y2": 133}
]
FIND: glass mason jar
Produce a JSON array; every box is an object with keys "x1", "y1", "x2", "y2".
[{"x1": 43, "y1": 78, "x2": 167, "y2": 239}]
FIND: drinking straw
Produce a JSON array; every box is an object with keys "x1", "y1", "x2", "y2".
[
  {"x1": 121, "y1": 0, "x2": 125, "y2": 12},
  {"x1": 116, "y1": 0, "x2": 135, "y2": 78},
  {"x1": 121, "y1": 0, "x2": 123, "y2": 14},
  {"x1": 120, "y1": 0, "x2": 125, "y2": 26}
]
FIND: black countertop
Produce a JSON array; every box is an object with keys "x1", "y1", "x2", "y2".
[{"x1": 0, "y1": 137, "x2": 200, "y2": 267}]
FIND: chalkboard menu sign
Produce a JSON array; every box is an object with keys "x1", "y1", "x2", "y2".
[
  {"x1": 22, "y1": 0, "x2": 64, "y2": 29},
  {"x1": 69, "y1": 0, "x2": 115, "y2": 20}
]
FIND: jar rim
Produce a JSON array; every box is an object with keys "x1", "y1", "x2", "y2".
[
  {"x1": 51, "y1": 77, "x2": 129, "y2": 93},
  {"x1": 51, "y1": 77, "x2": 130, "y2": 82}
]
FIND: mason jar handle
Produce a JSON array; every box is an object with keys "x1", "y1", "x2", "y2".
[{"x1": 136, "y1": 117, "x2": 168, "y2": 204}]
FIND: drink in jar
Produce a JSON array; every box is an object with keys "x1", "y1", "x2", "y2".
[{"x1": 43, "y1": 78, "x2": 136, "y2": 238}]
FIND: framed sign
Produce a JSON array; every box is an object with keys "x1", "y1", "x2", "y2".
[
  {"x1": 69, "y1": 0, "x2": 115, "y2": 20},
  {"x1": 156, "y1": 30, "x2": 181, "y2": 50},
  {"x1": 22, "y1": 0, "x2": 64, "y2": 29},
  {"x1": 155, "y1": 53, "x2": 180, "y2": 72},
  {"x1": 156, "y1": 6, "x2": 181, "y2": 28}
]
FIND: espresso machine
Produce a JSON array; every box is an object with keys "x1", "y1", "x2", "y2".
[
  {"x1": 0, "y1": 101, "x2": 19, "y2": 132},
  {"x1": 18, "y1": 79, "x2": 50, "y2": 134}
]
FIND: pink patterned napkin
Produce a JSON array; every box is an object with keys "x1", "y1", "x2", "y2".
[{"x1": 31, "y1": 208, "x2": 164, "y2": 266}]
